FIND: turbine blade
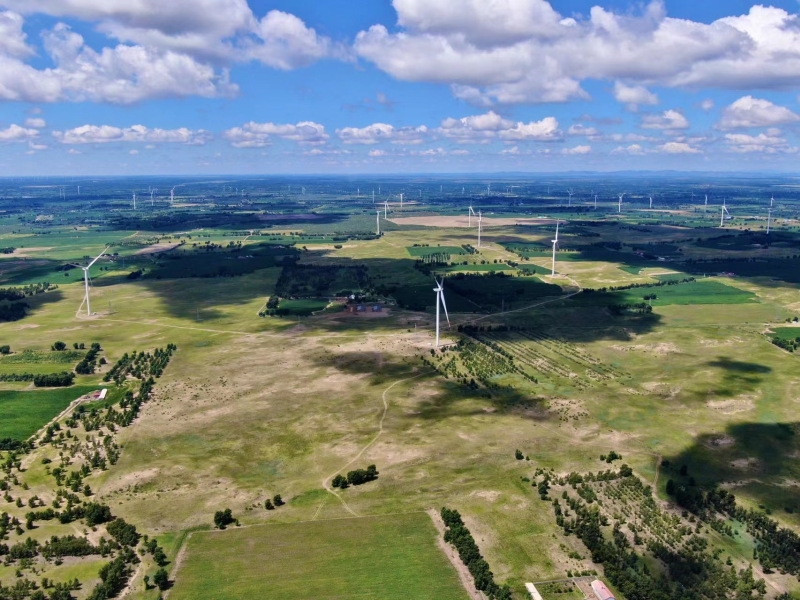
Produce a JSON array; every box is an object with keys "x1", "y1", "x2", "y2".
[
  {"x1": 87, "y1": 247, "x2": 109, "y2": 268},
  {"x1": 440, "y1": 288, "x2": 450, "y2": 327}
]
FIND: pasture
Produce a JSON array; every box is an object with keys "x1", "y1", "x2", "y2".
[
  {"x1": 169, "y1": 514, "x2": 469, "y2": 600},
  {"x1": 0, "y1": 385, "x2": 97, "y2": 440}
]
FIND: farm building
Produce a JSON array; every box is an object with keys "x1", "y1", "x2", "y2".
[{"x1": 591, "y1": 579, "x2": 615, "y2": 600}]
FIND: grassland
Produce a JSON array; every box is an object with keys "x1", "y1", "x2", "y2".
[
  {"x1": 0, "y1": 180, "x2": 799, "y2": 599},
  {"x1": 169, "y1": 514, "x2": 469, "y2": 600}
]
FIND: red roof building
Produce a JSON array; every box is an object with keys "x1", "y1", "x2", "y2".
[{"x1": 591, "y1": 579, "x2": 615, "y2": 600}]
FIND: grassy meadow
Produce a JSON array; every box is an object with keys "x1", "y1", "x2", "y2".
[{"x1": 0, "y1": 182, "x2": 799, "y2": 599}]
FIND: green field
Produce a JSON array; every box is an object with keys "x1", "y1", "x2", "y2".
[
  {"x1": 619, "y1": 280, "x2": 757, "y2": 306},
  {"x1": 0, "y1": 386, "x2": 97, "y2": 440},
  {"x1": 169, "y1": 514, "x2": 469, "y2": 600},
  {"x1": 276, "y1": 298, "x2": 330, "y2": 316},
  {"x1": 768, "y1": 327, "x2": 800, "y2": 341}
]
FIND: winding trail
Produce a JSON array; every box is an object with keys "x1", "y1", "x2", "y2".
[{"x1": 315, "y1": 371, "x2": 429, "y2": 519}]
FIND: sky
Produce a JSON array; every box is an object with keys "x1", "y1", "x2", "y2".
[{"x1": 0, "y1": 0, "x2": 800, "y2": 175}]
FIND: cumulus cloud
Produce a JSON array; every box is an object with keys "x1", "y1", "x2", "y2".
[
  {"x1": 611, "y1": 144, "x2": 645, "y2": 155},
  {"x1": 24, "y1": 118, "x2": 46, "y2": 128},
  {"x1": 0, "y1": 124, "x2": 40, "y2": 143},
  {"x1": 724, "y1": 132, "x2": 798, "y2": 154},
  {"x1": 368, "y1": 149, "x2": 387, "y2": 157},
  {"x1": 612, "y1": 82, "x2": 658, "y2": 110},
  {"x1": 0, "y1": 4, "x2": 339, "y2": 104},
  {"x1": 657, "y1": 141, "x2": 701, "y2": 154},
  {"x1": 222, "y1": 121, "x2": 328, "y2": 148},
  {"x1": 717, "y1": 96, "x2": 800, "y2": 130},
  {"x1": 567, "y1": 124, "x2": 599, "y2": 136},
  {"x1": 562, "y1": 145, "x2": 591, "y2": 155},
  {"x1": 53, "y1": 124, "x2": 212, "y2": 145},
  {"x1": 437, "y1": 111, "x2": 561, "y2": 143},
  {"x1": 641, "y1": 109, "x2": 690, "y2": 130},
  {"x1": 356, "y1": 2, "x2": 800, "y2": 105},
  {"x1": 699, "y1": 98, "x2": 715, "y2": 111},
  {"x1": 335, "y1": 123, "x2": 427, "y2": 145}
]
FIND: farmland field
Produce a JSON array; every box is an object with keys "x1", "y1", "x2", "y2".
[
  {"x1": 169, "y1": 513, "x2": 469, "y2": 600},
  {"x1": 0, "y1": 385, "x2": 98, "y2": 440}
]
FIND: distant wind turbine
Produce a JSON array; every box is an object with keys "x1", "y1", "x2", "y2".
[
  {"x1": 477, "y1": 211, "x2": 483, "y2": 248},
  {"x1": 649, "y1": 194, "x2": 653, "y2": 209},
  {"x1": 720, "y1": 199, "x2": 731, "y2": 227},
  {"x1": 132, "y1": 192, "x2": 137, "y2": 210},
  {"x1": 551, "y1": 221, "x2": 561, "y2": 276},
  {"x1": 468, "y1": 205, "x2": 477, "y2": 227},
  {"x1": 567, "y1": 188, "x2": 574, "y2": 206},
  {"x1": 618, "y1": 193, "x2": 624, "y2": 214},
  {"x1": 767, "y1": 207, "x2": 772, "y2": 234}
]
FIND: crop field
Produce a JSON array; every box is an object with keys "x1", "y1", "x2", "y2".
[
  {"x1": 169, "y1": 514, "x2": 469, "y2": 600},
  {"x1": 0, "y1": 175, "x2": 799, "y2": 600},
  {"x1": 0, "y1": 385, "x2": 97, "y2": 440}
]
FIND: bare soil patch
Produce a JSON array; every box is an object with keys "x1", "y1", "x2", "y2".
[{"x1": 134, "y1": 242, "x2": 181, "y2": 255}]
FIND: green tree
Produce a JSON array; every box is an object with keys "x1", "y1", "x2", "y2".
[
  {"x1": 153, "y1": 568, "x2": 169, "y2": 591},
  {"x1": 273, "y1": 494, "x2": 284, "y2": 507},
  {"x1": 51, "y1": 341, "x2": 67, "y2": 351}
]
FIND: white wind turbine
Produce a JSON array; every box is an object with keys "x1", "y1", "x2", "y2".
[
  {"x1": 567, "y1": 188, "x2": 574, "y2": 206},
  {"x1": 705, "y1": 194, "x2": 708, "y2": 206},
  {"x1": 372, "y1": 189, "x2": 375, "y2": 204},
  {"x1": 618, "y1": 193, "x2": 624, "y2": 214},
  {"x1": 720, "y1": 199, "x2": 730, "y2": 227},
  {"x1": 132, "y1": 192, "x2": 137, "y2": 210},
  {"x1": 477, "y1": 210, "x2": 483, "y2": 248},
  {"x1": 594, "y1": 193, "x2": 598, "y2": 210},
  {"x1": 770, "y1": 195, "x2": 774, "y2": 208},
  {"x1": 433, "y1": 278, "x2": 450, "y2": 348},
  {"x1": 468, "y1": 205, "x2": 477, "y2": 227},
  {"x1": 551, "y1": 221, "x2": 561, "y2": 276},
  {"x1": 376, "y1": 211, "x2": 381, "y2": 235},
  {"x1": 170, "y1": 187, "x2": 175, "y2": 203},
  {"x1": 649, "y1": 194, "x2": 653, "y2": 209},
  {"x1": 400, "y1": 193, "x2": 404, "y2": 208},
  {"x1": 383, "y1": 199, "x2": 390, "y2": 219},
  {"x1": 73, "y1": 248, "x2": 108, "y2": 317},
  {"x1": 767, "y1": 207, "x2": 772, "y2": 234}
]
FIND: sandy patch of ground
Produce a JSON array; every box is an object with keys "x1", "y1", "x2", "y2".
[
  {"x1": 706, "y1": 435, "x2": 735, "y2": 447},
  {"x1": 642, "y1": 382, "x2": 682, "y2": 399},
  {"x1": 15, "y1": 323, "x2": 40, "y2": 329},
  {"x1": 5, "y1": 246, "x2": 53, "y2": 257},
  {"x1": 470, "y1": 490, "x2": 501, "y2": 502},
  {"x1": 134, "y1": 242, "x2": 181, "y2": 255},
  {"x1": 610, "y1": 342, "x2": 679, "y2": 355},
  {"x1": 731, "y1": 458, "x2": 760, "y2": 470},
  {"x1": 388, "y1": 215, "x2": 556, "y2": 228},
  {"x1": 706, "y1": 395, "x2": 756, "y2": 414}
]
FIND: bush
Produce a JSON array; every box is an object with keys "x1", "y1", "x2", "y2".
[
  {"x1": 153, "y1": 568, "x2": 169, "y2": 591},
  {"x1": 52, "y1": 341, "x2": 67, "y2": 351},
  {"x1": 0, "y1": 345, "x2": 10, "y2": 355},
  {"x1": 213, "y1": 508, "x2": 234, "y2": 529},
  {"x1": 33, "y1": 372, "x2": 75, "y2": 387}
]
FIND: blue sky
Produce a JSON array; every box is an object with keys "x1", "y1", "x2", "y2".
[{"x1": 0, "y1": 0, "x2": 799, "y2": 174}]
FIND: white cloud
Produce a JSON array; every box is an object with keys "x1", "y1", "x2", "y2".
[
  {"x1": 28, "y1": 141, "x2": 48, "y2": 150},
  {"x1": 612, "y1": 144, "x2": 645, "y2": 155},
  {"x1": 438, "y1": 111, "x2": 561, "y2": 143},
  {"x1": 24, "y1": 118, "x2": 46, "y2": 128},
  {"x1": 562, "y1": 145, "x2": 591, "y2": 155},
  {"x1": 612, "y1": 82, "x2": 658, "y2": 110},
  {"x1": 501, "y1": 146, "x2": 520, "y2": 155},
  {"x1": 724, "y1": 132, "x2": 798, "y2": 154},
  {"x1": 0, "y1": 11, "x2": 33, "y2": 58},
  {"x1": 0, "y1": 124, "x2": 40, "y2": 143},
  {"x1": 567, "y1": 124, "x2": 599, "y2": 136},
  {"x1": 129, "y1": 149, "x2": 139, "y2": 155},
  {"x1": 356, "y1": 3, "x2": 800, "y2": 105},
  {"x1": 223, "y1": 121, "x2": 328, "y2": 148},
  {"x1": 368, "y1": 149, "x2": 387, "y2": 157},
  {"x1": 246, "y1": 10, "x2": 337, "y2": 69},
  {"x1": 717, "y1": 96, "x2": 800, "y2": 130},
  {"x1": 53, "y1": 124, "x2": 212, "y2": 145},
  {"x1": 657, "y1": 141, "x2": 701, "y2": 154},
  {"x1": 335, "y1": 123, "x2": 427, "y2": 145},
  {"x1": 700, "y1": 98, "x2": 715, "y2": 111},
  {"x1": 641, "y1": 109, "x2": 689, "y2": 130},
  {"x1": 67, "y1": 148, "x2": 81, "y2": 155}
]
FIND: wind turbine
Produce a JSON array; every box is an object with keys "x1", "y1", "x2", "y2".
[
  {"x1": 77, "y1": 186, "x2": 81, "y2": 195},
  {"x1": 770, "y1": 195, "x2": 774, "y2": 208},
  {"x1": 551, "y1": 221, "x2": 560, "y2": 276},
  {"x1": 400, "y1": 193, "x2": 404, "y2": 208},
  {"x1": 73, "y1": 248, "x2": 108, "y2": 317},
  {"x1": 487, "y1": 183, "x2": 491, "y2": 195},
  {"x1": 720, "y1": 199, "x2": 730, "y2": 227},
  {"x1": 567, "y1": 188, "x2": 574, "y2": 206},
  {"x1": 594, "y1": 193, "x2": 598, "y2": 209},
  {"x1": 477, "y1": 211, "x2": 483, "y2": 248},
  {"x1": 170, "y1": 187, "x2": 175, "y2": 203},
  {"x1": 433, "y1": 278, "x2": 450, "y2": 348},
  {"x1": 705, "y1": 194, "x2": 708, "y2": 206},
  {"x1": 618, "y1": 193, "x2": 624, "y2": 214},
  {"x1": 132, "y1": 192, "x2": 137, "y2": 210},
  {"x1": 468, "y1": 205, "x2": 477, "y2": 227},
  {"x1": 649, "y1": 194, "x2": 653, "y2": 209},
  {"x1": 376, "y1": 211, "x2": 381, "y2": 236},
  {"x1": 383, "y1": 200, "x2": 389, "y2": 219},
  {"x1": 372, "y1": 189, "x2": 375, "y2": 204},
  {"x1": 767, "y1": 207, "x2": 772, "y2": 234}
]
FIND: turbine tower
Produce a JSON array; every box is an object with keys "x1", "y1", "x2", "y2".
[
  {"x1": 399, "y1": 193, "x2": 404, "y2": 208},
  {"x1": 720, "y1": 200, "x2": 730, "y2": 227},
  {"x1": 618, "y1": 193, "x2": 624, "y2": 214},
  {"x1": 649, "y1": 195, "x2": 653, "y2": 209},
  {"x1": 477, "y1": 211, "x2": 483, "y2": 248},
  {"x1": 551, "y1": 221, "x2": 560, "y2": 276},
  {"x1": 594, "y1": 194, "x2": 598, "y2": 210},
  {"x1": 767, "y1": 207, "x2": 772, "y2": 234},
  {"x1": 433, "y1": 278, "x2": 450, "y2": 348},
  {"x1": 376, "y1": 211, "x2": 381, "y2": 236},
  {"x1": 468, "y1": 205, "x2": 477, "y2": 227},
  {"x1": 74, "y1": 248, "x2": 108, "y2": 317},
  {"x1": 383, "y1": 200, "x2": 389, "y2": 219},
  {"x1": 170, "y1": 187, "x2": 175, "y2": 203},
  {"x1": 705, "y1": 194, "x2": 708, "y2": 206},
  {"x1": 132, "y1": 192, "x2": 137, "y2": 210},
  {"x1": 770, "y1": 195, "x2": 774, "y2": 208},
  {"x1": 567, "y1": 188, "x2": 574, "y2": 206}
]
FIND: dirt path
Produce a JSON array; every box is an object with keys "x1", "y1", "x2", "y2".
[
  {"x1": 316, "y1": 371, "x2": 429, "y2": 519},
  {"x1": 427, "y1": 509, "x2": 485, "y2": 600}
]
